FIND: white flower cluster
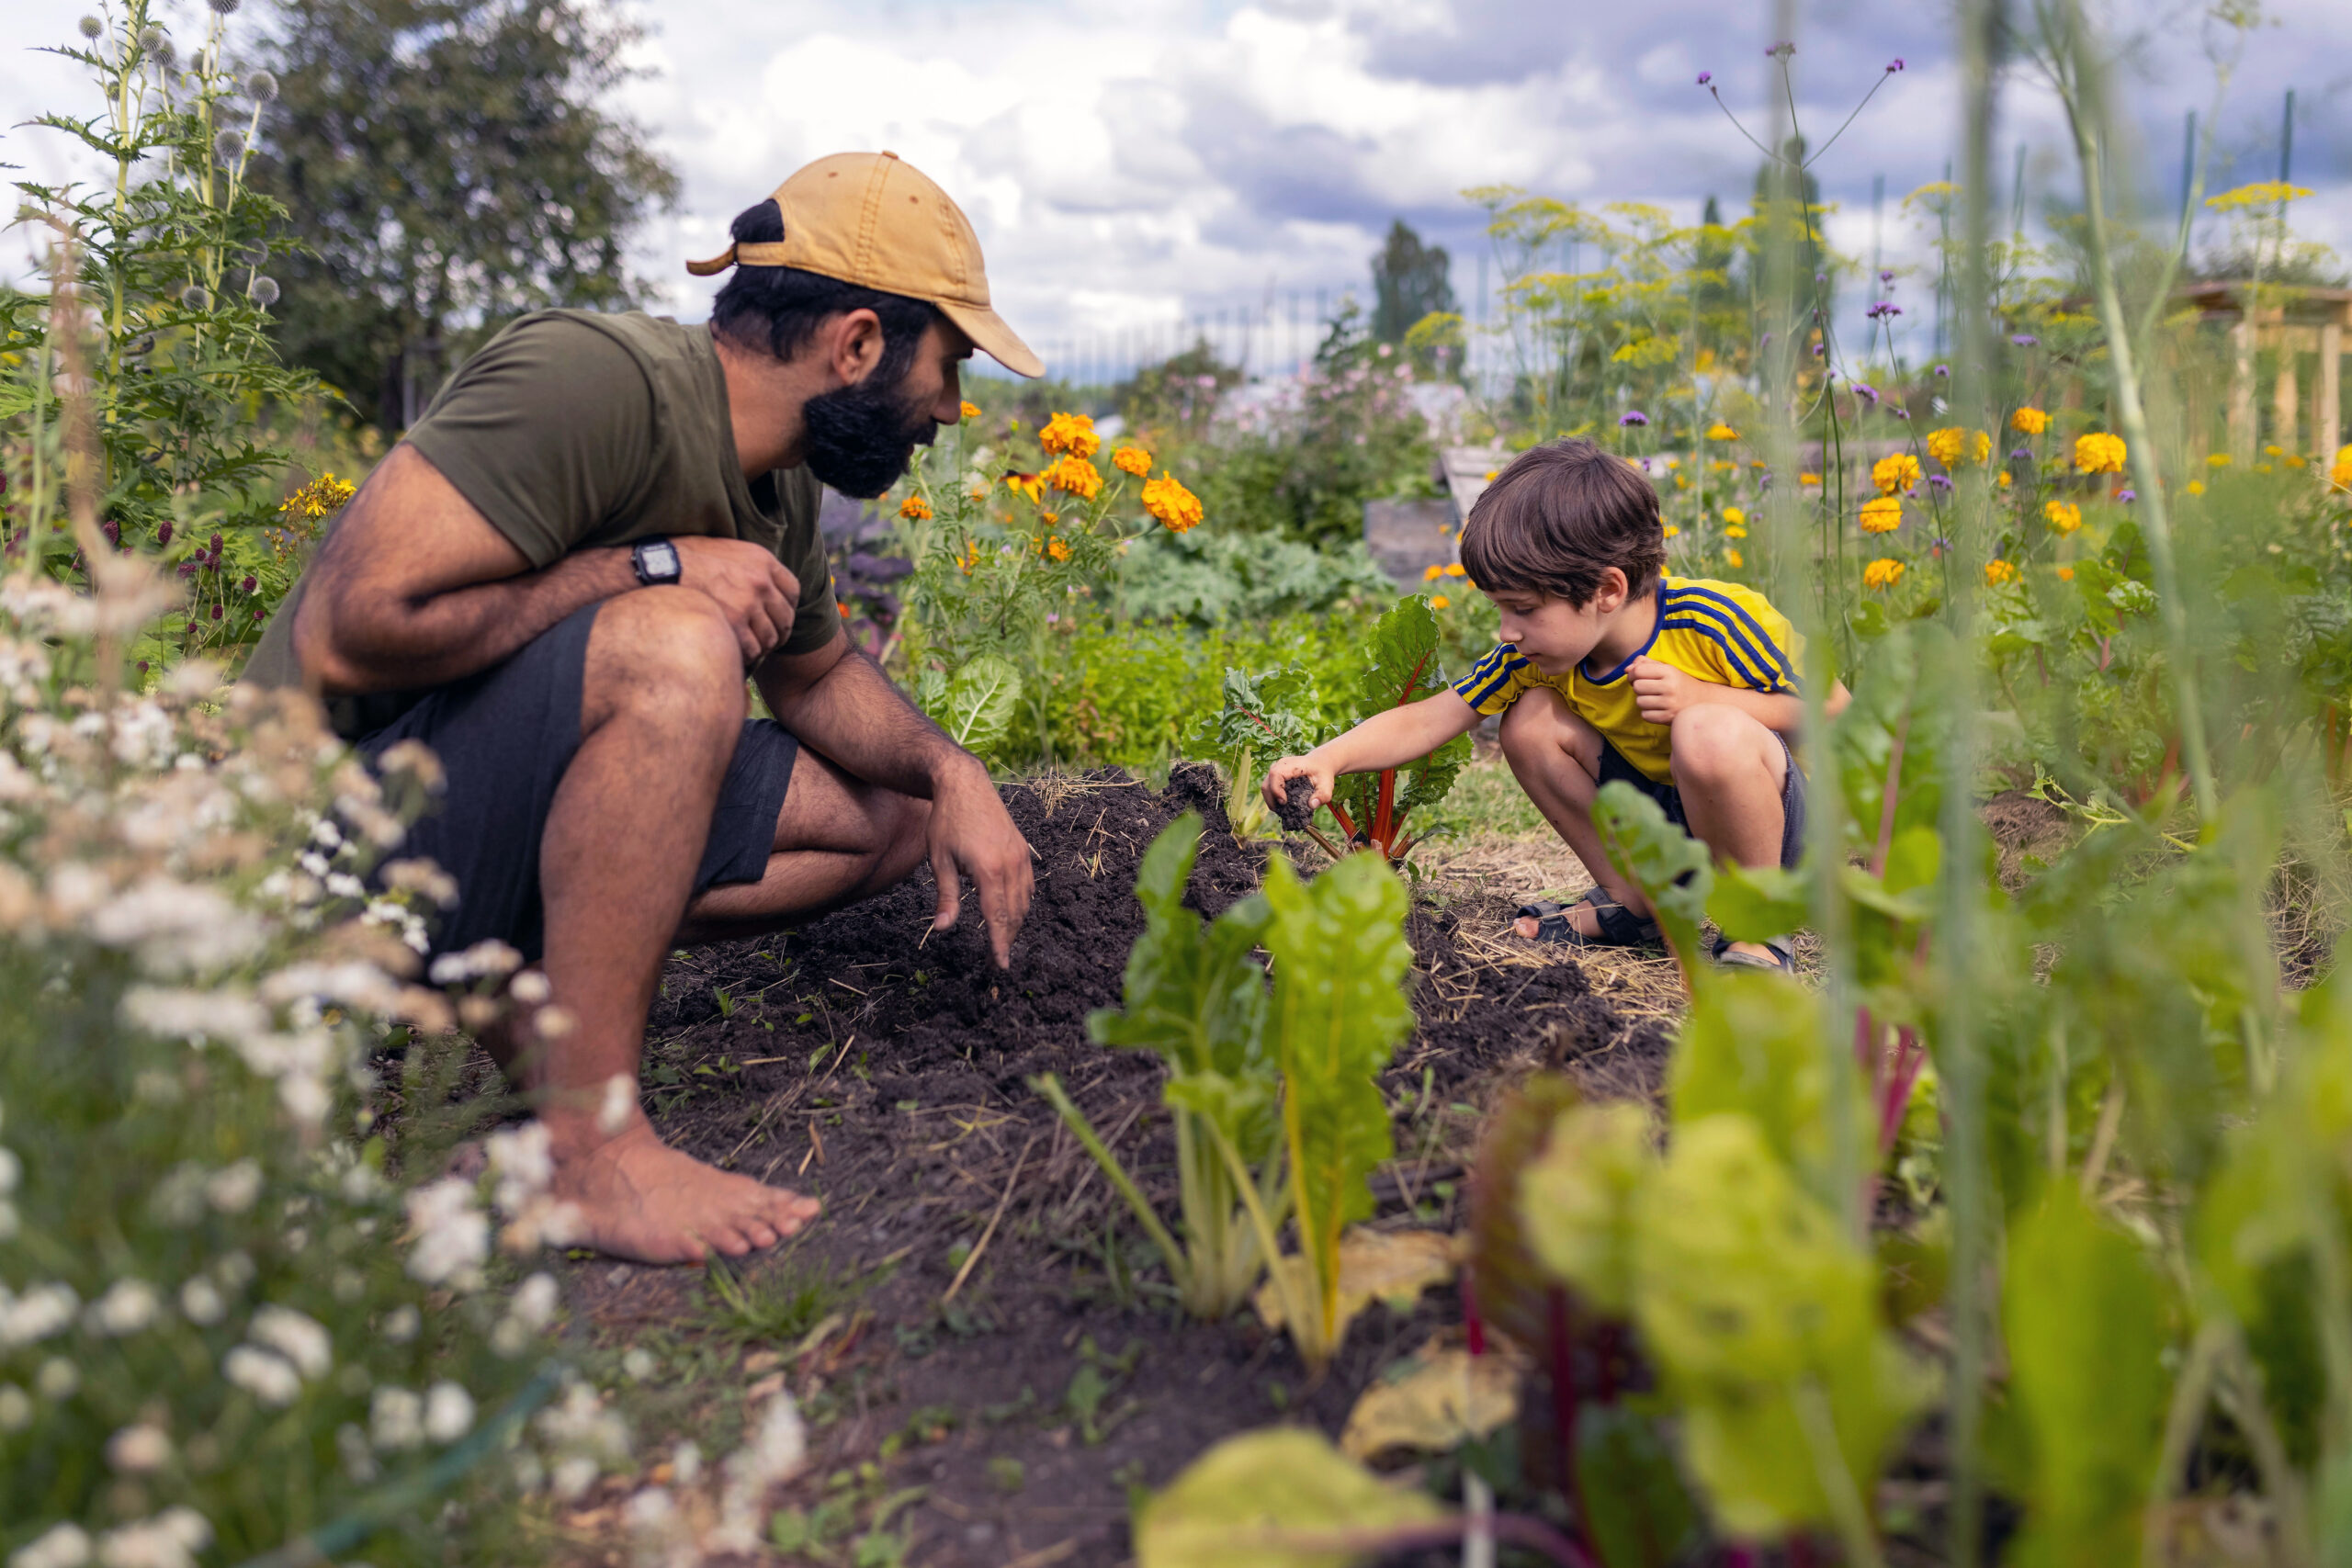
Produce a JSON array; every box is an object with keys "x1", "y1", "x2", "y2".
[{"x1": 531, "y1": 1380, "x2": 635, "y2": 1501}]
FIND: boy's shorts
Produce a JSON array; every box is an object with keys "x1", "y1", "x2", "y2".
[{"x1": 1597, "y1": 732, "x2": 1806, "y2": 869}]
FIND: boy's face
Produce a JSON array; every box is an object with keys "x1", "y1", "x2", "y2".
[{"x1": 1485, "y1": 569, "x2": 1634, "y2": 674}]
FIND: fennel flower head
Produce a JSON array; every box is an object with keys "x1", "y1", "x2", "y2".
[
  {"x1": 1871, "y1": 453, "x2": 1922, "y2": 496},
  {"x1": 1037, "y1": 412, "x2": 1100, "y2": 459},
  {"x1": 2074, "y1": 431, "x2": 2127, "y2": 475},
  {"x1": 1859, "y1": 496, "x2": 1903, "y2": 535},
  {"x1": 1141, "y1": 472, "x2": 1203, "y2": 533}
]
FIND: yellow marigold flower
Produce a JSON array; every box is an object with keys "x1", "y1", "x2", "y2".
[
  {"x1": 1863, "y1": 557, "x2": 1905, "y2": 590},
  {"x1": 1005, "y1": 471, "x2": 1045, "y2": 503},
  {"x1": 1799, "y1": 472, "x2": 1822, "y2": 487},
  {"x1": 2286, "y1": 455, "x2": 2307, "y2": 469},
  {"x1": 1430, "y1": 594, "x2": 1451, "y2": 609},
  {"x1": 1422, "y1": 564, "x2": 1444, "y2": 581},
  {"x1": 1112, "y1": 445, "x2": 1152, "y2": 477},
  {"x1": 2044, "y1": 501, "x2": 2083, "y2": 535},
  {"x1": 1038, "y1": 412, "x2": 1100, "y2": 458},
  {"x1": 959, "y1": 400, "x2": 980, "y2": 422},
  {"x1": 2331, "y1": 457, "x2": 2352, "y2": 492},
  {"x1": 1997, "y1": 470, "x2": 2012, "y2": 489},
  {"x1": 1045, "y1": 455, "x2": 1102, "y2": 501},
  {"x1": 899, "y1": 494, "x2": 933, "y2": 521},
  {"x1": 1706, "y1": 423, "x2": 1738, "y2": 441},
  {"x1": 2187, "y1": 479, "x2": 2206, "y2": 496},
  {"x1": 1485, "y1": 468, "x2": 1500, "y2": 482},
  {"x1": 2264, "y1": 444, "x2": 2282, "y2": 457},
  {"x1": 2206, "y1": 453, "x2": 2232, "y2": 468},
  {"x1": 1927, "y1": 426, "x2": 1992, "y2": 468},
  {"x1": 1047, "y1": 536, "x2": 1071, "y2": 562},
  {"x1": 1663, "y1": 524, "x2": 1680, "y2": 538},
  {"x1": 1142, "y1": 471, "x2": 1204, "y2": 533},
  {"x1": 2055, "y1": 565, "x2": 2075, "y2": 581},
  {"x1": 1871, "y1": 453, "x2": 1923, "y2": 496},
  {"x1": 1860, "y1": 496, "x2": 1904, "y2": 534},
  {"x1": 2010, "y1": 407, "x2": 2050, "y2": 434},
  {"x1": 1724, "y1": 547, "x2": 1744, "y2": 568},
  {"x1": 1721, "y1": 506, "x2": 1746, "y2": 526},
  {"x1": 1725, "y1": 525, "x2": 1748, "y2": 539},
  {"x1": 1984, "y1": 558, "x2": 2019, "y2": 586},
  {"x1": 1443, "y1": 561, "x2": 1465, "y2": 578},
  {"x1": 2074, "y1": 432, "x2": 2126, "y2": 475}
]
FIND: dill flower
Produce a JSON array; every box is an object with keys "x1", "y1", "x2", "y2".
[
  {"x1": 2044, "y1": 501, "x2": 2082, "y2": 534},
  {"x1": 959, "y1": 400, "x2": 979, "y2": 421},
  {"x1": 1984, "y1": 558, "x2": 2019, "y2": 586},
  {"x1": 1705, "y1": 422, "x2": 1738, "y2": 441},
  {"x1": 1112, "y1": 446, "x2": 1151, "y2": 477},
  {"x1": 1141, "y1": 472, "x2": 1203, "y2": 533},
  {"x1": 1859, "y1": 496, "x2": 1904, "y2": 534},
  {"x1": 1863, "y1": 558, "x2": 1905, "y2": 590},
  {"x1": 1038, "y1": 412, "x2": 1100, "y2": 458},
  {"x1": 2074, "y1": 432, "x2": 2126, "y2": 475},
  {"x1": 2009, "y1": 407, "x2": 2050, "y2": 435},
  {"x1": 898, "y1": 494, "x2": 932, "y2": 521},
  {"x1": 1871, "y1": 453, "x2": 1922, "y2": 496},
  {"x1": 1927, "y1": 427, "x2": 1991, "y2": 468},
  {"x1": 1044, "y1": 455, "x2": 1102, "y2": 501}
]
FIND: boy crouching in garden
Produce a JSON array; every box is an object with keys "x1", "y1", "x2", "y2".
[{"x1": 1263, "y1": 437, "x2": 1846, "y2": 973}]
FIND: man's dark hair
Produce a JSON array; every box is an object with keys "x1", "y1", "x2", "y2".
[
  {"x1": 1458, "y1": 438, "x2": 1668, "y2": 606},
  {"x1": 709, "y1": 199, "x2": 943, "y2": 383}
]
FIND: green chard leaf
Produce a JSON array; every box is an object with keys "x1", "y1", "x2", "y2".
[
  {"x1": 1355, "y1": 593, "x2": 1452, "y2": 716},
  {"x1": 940, "y1": 653, "x2": 1023, "y2": 758},
  {"x1": 1136, "y1": 1427, "x2": 1446, "y2": 1568}
]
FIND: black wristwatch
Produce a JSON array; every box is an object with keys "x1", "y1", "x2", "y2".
[{"x1": 631, "y1": 536, "x2": 682, "y2": 587}]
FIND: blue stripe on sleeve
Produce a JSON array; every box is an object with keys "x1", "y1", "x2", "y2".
[
  {"x1": 1453, "y1": 645, "x2": 1527, "y2": 708},
  {"x1": 1668, "y1": 584, "x2": 1798, "y2": 686},
  {"x1": 1658, "y1": 617, "x2": 1770, "y2": 690}
]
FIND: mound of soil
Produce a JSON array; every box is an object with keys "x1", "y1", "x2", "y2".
[{"x1": 569, "y1": 767, "x2": 1668, "y2": 1567}]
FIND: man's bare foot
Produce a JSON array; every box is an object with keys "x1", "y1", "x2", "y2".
[{"x1": 548, "y1": 1118, "x2": 820, "y2": 1266}]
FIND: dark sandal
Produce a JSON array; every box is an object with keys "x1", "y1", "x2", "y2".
[
  {"x1": 1516, "y1": 893, "x2": 1661, "y2": 949},
  {"x1": 1711, "y1": 933, "x2": 1796, "y2": 973}
]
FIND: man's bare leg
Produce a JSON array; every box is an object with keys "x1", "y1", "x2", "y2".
[
  {"x1": 675, "y1": 750, "x2": 933, "y2": 944},
  {"x1": 515, "y1": 592, "x2": 820, "y2": 1265},
  {"x1": 1664, "y1": 704, "x2": 1789, "y2": 964},
  {"x1": 1497, "y1": 687, "x2": 1655, "y2": 941}
]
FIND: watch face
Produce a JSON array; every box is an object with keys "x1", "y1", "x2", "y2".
[{"x1": 642, "y1": 541, "x2": 679, "y2": 579}]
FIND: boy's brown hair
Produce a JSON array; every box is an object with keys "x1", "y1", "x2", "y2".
[{"x1": 1458, "y1": 438, "x2": 1667, "y2": 606}]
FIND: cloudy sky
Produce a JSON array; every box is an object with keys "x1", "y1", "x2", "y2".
[{"x1": 6, "y1": 0, "x2": 2347, "y2": 380}]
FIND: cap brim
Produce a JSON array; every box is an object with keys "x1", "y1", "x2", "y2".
[{"x1": 936, "y1": 299, "x2": 1045, "y2": 379}]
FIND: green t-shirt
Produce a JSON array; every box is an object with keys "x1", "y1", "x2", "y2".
[{"x1": 243, "y1": 310, "x2": 840, "y2": 738}]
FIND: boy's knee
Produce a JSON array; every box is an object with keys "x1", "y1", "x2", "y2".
[{"x1": 1669, "y1": 704, "x2": 1773, "y2": 783}]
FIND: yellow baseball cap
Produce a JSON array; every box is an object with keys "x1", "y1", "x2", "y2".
[{"x1": 689, "y1": 151, "x2": 1043, "y2": 379}]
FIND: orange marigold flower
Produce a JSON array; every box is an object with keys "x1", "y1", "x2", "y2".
[
  {"x1": 1871, "y1": 453, "x2": 1923, "y2": 496},
  {"x1": 1724, "y1": 547, "x2": 1744, "y2": 569},
  {"x1": 1112, "y1": 445, "x2": 1152, "y2": 477},
  {"x1": 1422, "y1": 564, "x2": 1444, "y2": 581},
  {"x1": 1705, "y1": 423, "x2": 1738, "y2": 441},
  {"x1": 1860, "y1": 496, "x2": 1904, "y2": 534},
  {"x1": 1725, "y1": 525, "x2": 1748, "y2": 539},
  {"x1": 2044, "y1": 500, "x2": 2083, "y2": 535},
  {"x1": 1142, "y1": 471, "x2": 1203, "y2": 533},
  {"x1": 2055, "y1": 565, "x2": 2075, "y2": 581},
  {"x1": 1442, "y1": 562, "x2": 1466, "y2": 578},
  {"x1": 1038, "y1": 412, "x2": 1100, "y2": 458},
  {"x1": 1997, "y1": 469, "x2": 2012, "y2": 489},
  {"x1": 2074, "y1": 432, "x2": 2126, "y2": 475},
  {"x1": 1047, "y1": 536, "x2": 1071, "y2": 562},
  {"x1": 2330, "y1": 454, "x2": 2352, "y2": 492},
  {"x1": 1984, "y1": 558, "x2": 2019, "y2": 586},
  {"x1": 899, "y1": 494, "x2": 933, "y2": 521},
  {"x1": 1430, "y1": 593, "x2": 1451, "y2": 609},
  {"x1": 959, "y1": 400, "x2": 980, "y2": 422},
  {"x1": 1863, "y1": 557, "x2": 1905, "y2": 590},
  {"x1": 2010, "y1": 407, "x2": 2050, "y2": 434},
  {"x1": 1045, "y1": 455, "x2": 1102, "y2": 501}
]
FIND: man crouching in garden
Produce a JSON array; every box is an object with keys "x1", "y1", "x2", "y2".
[{"x1": 243, "y1": 153, "x2": 1039, "y2": 1264}]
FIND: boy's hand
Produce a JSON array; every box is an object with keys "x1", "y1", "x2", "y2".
[
  {"x1": 1261, "y1": 754, "x2": 1333, "y2": 812},
  {"x1": 1631, "y1": 658, "x2": 1698, "y2": 725}
]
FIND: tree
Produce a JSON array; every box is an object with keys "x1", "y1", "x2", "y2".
[
  {"x1": 249, "y1": 0, "x2": 679, "y2": 428},
  {"x1": 1369, "y1": 220, "x2": 1456, "y2": 344}
]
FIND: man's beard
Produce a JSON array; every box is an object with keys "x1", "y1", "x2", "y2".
[{"x1": 801, "y1": 372, "x2": 936, "y2": 499}]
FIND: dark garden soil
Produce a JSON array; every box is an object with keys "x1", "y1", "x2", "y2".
[{"x1": 559, "y1": 766, "x2": 1671, "y2": 1567}]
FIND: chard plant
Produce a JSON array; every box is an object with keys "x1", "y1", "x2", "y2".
[
  {"x1": 1195, "y1": 661, "x2": 1321, "y2": 842},
  {"x1": 1036, "y1": 813, "x2": 1422, "y2": 1371}
]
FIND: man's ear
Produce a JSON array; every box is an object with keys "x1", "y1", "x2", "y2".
[{"x1": 824, "y1": 308, "x2": 886, "y2": 388}]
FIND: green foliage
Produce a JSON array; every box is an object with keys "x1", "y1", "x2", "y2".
[
  {"x1": 5, "y1": 1, "x2": 327, "y2": 665},
  {"x1": 251, "y1": 0, "x2": 681, "y2": 428},
  {"x1": 1996, "y1": 1191, "x2": 2174, "y2": 1568},
  {"x1": 1136, "y1": 1427, "x2": 1446, "y2": 1568},
  {"x1": 1198, "y1": 663, "x2": 1324, "y2": 840},
  {"x1": 1116, "y1": 525, "x2": 1396, "y2": 626},
  {"x1": 1577, "y1": 1404, "x2": 1702, "y2": 1568},
  {"x1": 1325, "y1": 595, "x2": 1474, "y2": 865}
]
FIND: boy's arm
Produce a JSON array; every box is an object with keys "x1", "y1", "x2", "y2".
[
  {"x1": 1629, "y1": 658, "x2": 1852, "y2": 733},
  {"x1": 1262, "y1": 691, "x2": 1481, "y2": 812}
]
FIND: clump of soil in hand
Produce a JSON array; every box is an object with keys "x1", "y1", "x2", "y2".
[{"x1": 1274, "y1": 773, "x2": 1318, "y2": 832}]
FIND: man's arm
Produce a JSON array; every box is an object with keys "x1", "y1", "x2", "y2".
[
  {"x1": 755, "y1": 634, "x2": 1034, "y2": 965},
  {"x1": 293, "y1": 446, "x2": 805, "y2": 694},
  {"x1": 1629, "y1": 658, "x2": 1853, "y2": 731}
]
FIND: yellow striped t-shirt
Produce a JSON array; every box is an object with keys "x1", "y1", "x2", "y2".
[{"x1": 1450, "y1": 576, "x2": 1802, "y2": 785}]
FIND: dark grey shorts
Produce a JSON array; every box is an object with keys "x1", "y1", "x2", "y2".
[
  {"x1": 1597, "y1": 730, "x2": 1806, "y2": 869},
  {"x1": 357, "y1": 601, "x2": 797, "y2": 963}
]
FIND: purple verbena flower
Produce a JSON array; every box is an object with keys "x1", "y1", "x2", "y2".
[
  {"x1": 2010, "y1": 333, "x2": 2039, "y2": 347},
  {"x1": 1928, "y1": 473, "x2": 1954, "y2": 492},
  {"x1": 2116, "y1": 489, "x2": 2136, "y2": 502},
  {"x1": 1933, "y1": 364, "x2": 1951, "y2": 378},
  {"x1": 1697, "y1": 70, "x2": 1713, "y2": 85},
  {"x1": 1879, "y1": 268, "x2": 1895, "y2": 284},
  {"x1": 1619, "y1": 410, "x2": 1649, "y2": 427},
  {"x1": 2010, "y1": 446, "x2": 2034, "y2": 462},
  {"x1": 1891, "y1": 407, "x2": 1911, "y2": 420},
  {"x1": 1853, "y1": 382, "x2": 1881, "y2": 404},
  {"x1": 1887, "y1": 57, "x2": 1905, "y2": 72},
  {"x1": 1867, "y1": 300, "x2": 1902, "y2": 320},
  {"x1": 1811, "y1": 342, "x2": 1826, "y2": 357},
  {"x1": 1930, "y1": 536, "x2": 1953, "y2": 557}
]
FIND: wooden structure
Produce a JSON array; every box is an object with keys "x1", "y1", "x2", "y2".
[{"x1": 2173, "y1": 281, "x2": 2351, "y2": 461}]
